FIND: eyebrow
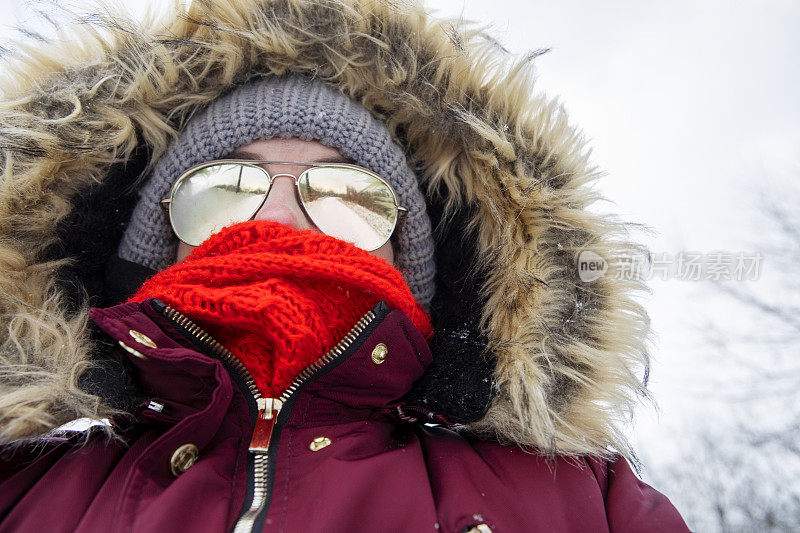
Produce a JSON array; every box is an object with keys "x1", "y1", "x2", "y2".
[{"x1": 222, "y1": 148, "x2": 351, "y2": 164}]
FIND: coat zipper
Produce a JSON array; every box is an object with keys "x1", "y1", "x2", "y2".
[{"x1": 156, "y1": 301, "x2": 378, "y2": 533}]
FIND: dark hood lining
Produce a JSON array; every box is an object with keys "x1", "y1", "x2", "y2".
[{"x1": 50, "y1": 142, "x2": 151, "y2": 312}]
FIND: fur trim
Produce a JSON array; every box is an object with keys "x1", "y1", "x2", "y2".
[{"x1": 0, "y1": 0, "x2": 653, "y2": 456}]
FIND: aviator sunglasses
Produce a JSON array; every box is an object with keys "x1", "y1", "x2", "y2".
[{"x1": 160, "y1": 160, "x2": 408, "y2": 252}]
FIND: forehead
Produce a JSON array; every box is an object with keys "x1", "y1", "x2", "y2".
[{"x1": 226, "y1": 137, "x2": 350, "y2": 164}]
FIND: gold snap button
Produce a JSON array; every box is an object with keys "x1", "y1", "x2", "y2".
[
  {"x1": 118, "y1": 341, "x2": 148, "y2": 360},
  {"x1": 170, "y1": 443, "x2": 199, "y2": 476},
  {"x1": 129, "y1": 330, "x2": 157, "y2": 349},
  {"x1": 371, "y1": 343, "x2": 388, "y2": 364},
  {"x1": 309, "y1": 437, "x2": 332, "y2": 451}
]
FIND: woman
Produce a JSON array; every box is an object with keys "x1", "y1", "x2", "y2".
[{"x1": 0, "y1": 0, "x2": 688, "y2": 531}]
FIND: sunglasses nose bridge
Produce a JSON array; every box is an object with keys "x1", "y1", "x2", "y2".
[
  {"x1": 261, "y1": 172, "x2": 303, "y2": 204},
  {"x1": 265, "y1": 172, "x2": 301, "y2": 185},
  {"x1": 251, "y1": 171, "x2": 314, "y2": 231}
]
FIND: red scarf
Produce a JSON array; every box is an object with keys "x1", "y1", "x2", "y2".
[{"x1": 130, "y1": 221, "x2": 432, "y2": 397}]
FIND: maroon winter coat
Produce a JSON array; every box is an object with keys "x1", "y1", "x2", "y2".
[
  {"x1": 0, "y1": 0, "x2": 690, "y2": 531},
  {"x1": 0, "y1": 299, "x2": 687, "y2": 532}
]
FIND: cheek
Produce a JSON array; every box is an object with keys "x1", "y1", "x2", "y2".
[
  {"x1": 175, "y1": 241, "x2": 196, "y2": 263},
  {"x1": 370, "y1": 240, "x2": 395, "y2": 265}
]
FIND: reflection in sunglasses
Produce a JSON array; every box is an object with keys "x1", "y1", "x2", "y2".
[{"x1": 304, "y1": 196, "x2": 394, "y2": 249}]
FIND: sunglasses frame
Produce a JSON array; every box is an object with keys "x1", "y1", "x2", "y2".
[{"x1": 159, "y1": 159, "x2": 409, "y2": 251}]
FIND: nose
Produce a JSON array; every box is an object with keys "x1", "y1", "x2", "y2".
[{"x1": 252, "y1": 175, "x2": 316, "y2": 231}]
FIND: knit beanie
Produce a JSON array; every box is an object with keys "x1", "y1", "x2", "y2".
[{"x1": 118, "y1": 75, "x2": 436, "y2": 307}]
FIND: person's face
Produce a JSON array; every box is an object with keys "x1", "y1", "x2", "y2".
[{"x1": 174, "y1": 137, "x2": 396, "y2": 264}]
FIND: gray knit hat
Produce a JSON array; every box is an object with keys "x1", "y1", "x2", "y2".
[{"x1": 118, "y1": 75, "x2": 436, "y2": 307}]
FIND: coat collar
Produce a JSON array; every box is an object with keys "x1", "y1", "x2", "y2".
[{"x1": 87, "y1": 298, "x2": 445, "y2": 428}]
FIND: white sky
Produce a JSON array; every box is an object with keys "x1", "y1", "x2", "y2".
[{"x1": 1, "y1": 0, "x2": 798, "y2": 519}]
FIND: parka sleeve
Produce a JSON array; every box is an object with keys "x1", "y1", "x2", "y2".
[{"x1": 589, "y1": 455, "x2": 691, "y2": 532}]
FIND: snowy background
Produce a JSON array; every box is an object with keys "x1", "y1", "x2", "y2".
[{"x1": 1, "y1": 1, "x2": 798, "y2": 530}]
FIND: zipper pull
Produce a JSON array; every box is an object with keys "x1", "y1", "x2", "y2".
[{"x1": 250, "y1": 398, "x2": 283, "y2": 452}]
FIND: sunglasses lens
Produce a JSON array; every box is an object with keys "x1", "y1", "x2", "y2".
[
  {"x1": 297, "y1": 167, "x2": 398, "y2": 251},
  {"x1": 170, "y1": 164, "x2": 268, "y2": 245}
]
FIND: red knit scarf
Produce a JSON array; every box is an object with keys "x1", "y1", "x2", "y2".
[{"x1": 130, "y1": 220, "x2": 433, "y2": 397}]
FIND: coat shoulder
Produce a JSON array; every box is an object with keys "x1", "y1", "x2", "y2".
[
  {"x1": 414, "y1": 426, "x2": 610, "y2": 531},
  {"x1": 414, "y1": 425, "x2": 690, "y2": 532}
]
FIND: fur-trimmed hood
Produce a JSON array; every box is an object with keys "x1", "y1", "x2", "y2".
[{"x1": 0, "y1": 0, "x2": 652, "y2": 456}]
